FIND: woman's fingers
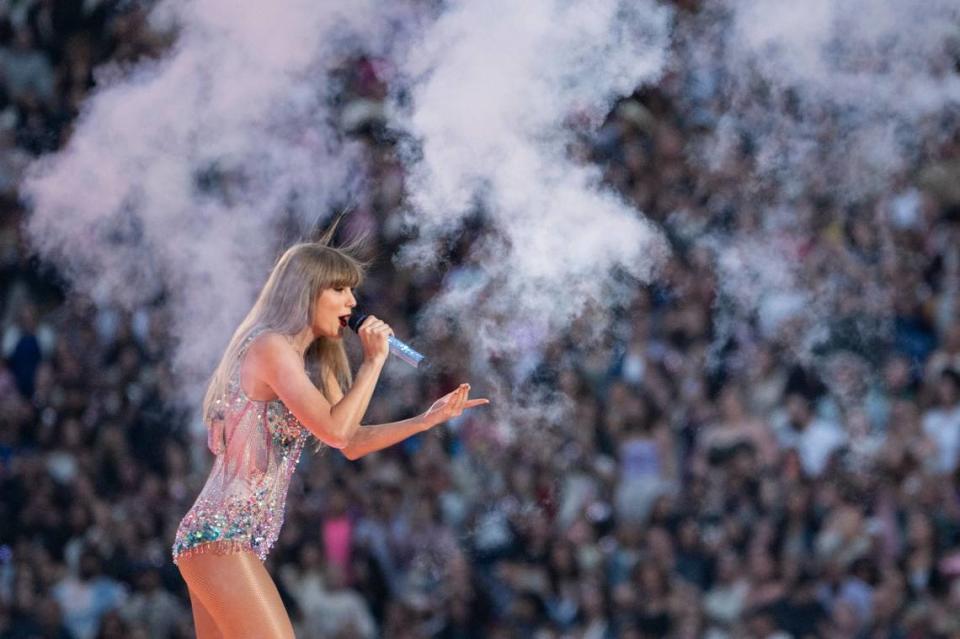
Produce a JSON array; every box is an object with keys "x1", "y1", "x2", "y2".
[
  {"x1": 454, "y1": 386, "x2": 490, "y2": 410},
  {"x1": 358, "y1": 315, "x2": 394, "y2": 363},
  {"x1": 443, "y1": 385, "x2": 464, "y2": 416},
  {"x1": 358, "y1": 315, "x2": 394, "y2": 362},
  {"x1": 428, "y1": 384, "x2": 490, "y2": 423},
  {"x1": 455, "y1": 384, "x2": 472, "y2": 415},
  {"x1": 360, "y1": 315, "x2": 394, "y2": 336},
  {"x1": 454, "y1": 387, "x2": 468, "y2": 414}
]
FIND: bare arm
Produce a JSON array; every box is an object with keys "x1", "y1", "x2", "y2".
[
  {"x1": 249, "y1": 317, "x2": 487, "y2": 456},
  {"x1": 340, "y1": 382, "x2": 489, "y2": 460},
  {"x1": 340, "y1": 416, "x2": 429, "y2": 460},
  {"x1": 247, "y1": 318, "x2": 392, "y2": 448},
  {"x1": 328, "y1": 358, "x2": 385, "y2": 445},
  {"x1": 320, "y1": 366, "x2": 422, "y2": 459}
]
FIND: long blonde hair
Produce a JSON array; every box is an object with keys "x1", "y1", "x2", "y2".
[{"x1": 202, "y1": 227, "x2": 366, "y2": 426}]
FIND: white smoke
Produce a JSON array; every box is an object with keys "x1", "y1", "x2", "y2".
[
  {"x1": 23, "y1": 0, "x2": 674, "y2": 421},
  {"x1": 396, "y1": 0, "x2": 672, "y2": 382},
  {"x1": 23, "y1": 0, "x2": 418, "y2": 393},
  {"x1": 674, "y1": 0, "x2": 960, "y2": 360},
  {"x1": 695, "y1": 0, "x2": 960, "y2": 200}
]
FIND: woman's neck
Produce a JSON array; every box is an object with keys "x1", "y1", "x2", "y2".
[{"x1": 288, "y1": 326, "x2": 314, "y2": 357}]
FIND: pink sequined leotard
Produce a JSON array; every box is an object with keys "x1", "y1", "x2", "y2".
[{"x1": 172, "y1": 334, "x2": 310, "y2": 564}]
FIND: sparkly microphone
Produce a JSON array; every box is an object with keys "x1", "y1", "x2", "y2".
[{"x1": 347, "y1": 312, "x2": 428, "y2": 369}]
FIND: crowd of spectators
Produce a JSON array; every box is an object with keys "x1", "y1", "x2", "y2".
[{"x1": 3, "y1": 1, "x2": 960, "y2": 638}]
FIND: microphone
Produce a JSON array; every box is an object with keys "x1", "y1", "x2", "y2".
[{"x1": 347, "y1": 312, "x2": 428, "y2": 369}]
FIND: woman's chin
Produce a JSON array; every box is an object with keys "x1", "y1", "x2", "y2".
[{"x1": 313, "y1": 327, "x2": 343, "y2": 340}]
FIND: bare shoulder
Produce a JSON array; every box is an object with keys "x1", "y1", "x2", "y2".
[
  {"x1": 248, "y1": 331, "x2": 290, "y2": 353},
  {"x1": 245, "y1": 332, "x2": 298, "y2": 373},
  {"x1": 243, "y1": 332, "x2": 322, "y2": 408}
]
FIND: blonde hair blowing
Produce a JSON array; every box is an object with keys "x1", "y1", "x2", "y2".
[{"x1": 202, "y1": 228, "x2": 366, "y2": 429}]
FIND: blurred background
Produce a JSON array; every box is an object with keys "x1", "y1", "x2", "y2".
[{"x1": 2, "y1": 1, "x2": 960, "y2": 638}]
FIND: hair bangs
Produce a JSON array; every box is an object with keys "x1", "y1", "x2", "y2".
[{"x1": 320, "y1": 248, "x2": 365, "y2": 291}]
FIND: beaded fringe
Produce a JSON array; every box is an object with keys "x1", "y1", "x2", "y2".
[{"x1": 172, "y1": 539, "x2": 257, "y2": 565}]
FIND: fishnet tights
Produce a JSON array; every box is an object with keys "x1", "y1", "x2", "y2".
[{"x1": 177, "y1": 548, "x2": 294, "y2": 638}]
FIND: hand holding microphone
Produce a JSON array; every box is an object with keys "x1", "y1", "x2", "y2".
[
  {"x1": 348, "y1": 311, "x2": 428, "y2": 369},
  {"x1": 348, "y1": 310, "x2": 489, "y2": 427},
  {"x1": 354, "y1": 314, "x2": 393, "y2": 364}
]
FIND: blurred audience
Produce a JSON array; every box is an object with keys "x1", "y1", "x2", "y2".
[{"x1": 2, "y1": 1, "x2": 960, "y2": 638}]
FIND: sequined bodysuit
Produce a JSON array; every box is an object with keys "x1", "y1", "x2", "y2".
[{"x1": 172, "y1": 337, "x2": 310, "y2": 564}]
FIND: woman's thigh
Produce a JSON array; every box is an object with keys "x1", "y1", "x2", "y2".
[
  {"x1": 187, "y1": 587, "x2": 223, "y2": 639},
  {"x1": 177, "y1": 550, "x2": 294, "y2": 639}
]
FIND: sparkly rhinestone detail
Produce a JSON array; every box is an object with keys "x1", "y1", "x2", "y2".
[{"x1": 172, "y1": 334, "x2": 309, "y2": 564}]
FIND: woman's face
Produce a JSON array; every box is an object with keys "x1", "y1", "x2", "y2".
[{"x1": 312, "y1": 286, "x2": 357, "y2": 339}]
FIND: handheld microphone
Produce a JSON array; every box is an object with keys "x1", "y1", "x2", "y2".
[{"x1": 347, "y1": 312, "x2": 428, "y2": 369}]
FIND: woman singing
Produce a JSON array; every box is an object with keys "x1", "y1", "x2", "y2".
[{"x1": 171, "y1": 232, "x2": 488, "y2": 638}]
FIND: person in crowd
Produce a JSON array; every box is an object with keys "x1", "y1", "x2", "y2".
[
  {"x1": 921, "y1": 368, "x2": 960, "y2": 474},
  {"x1": 4, "y1": 2, "x2": 960, "y2": 636}
]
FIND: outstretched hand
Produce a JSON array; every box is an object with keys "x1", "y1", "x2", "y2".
[{"x1": 421, "y1": 384, "x2": 489, "y2": 429}]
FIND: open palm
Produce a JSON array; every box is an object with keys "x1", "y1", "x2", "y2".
[{"x1": 423, "y1": 384, "x2": 489, "y2": 428}]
